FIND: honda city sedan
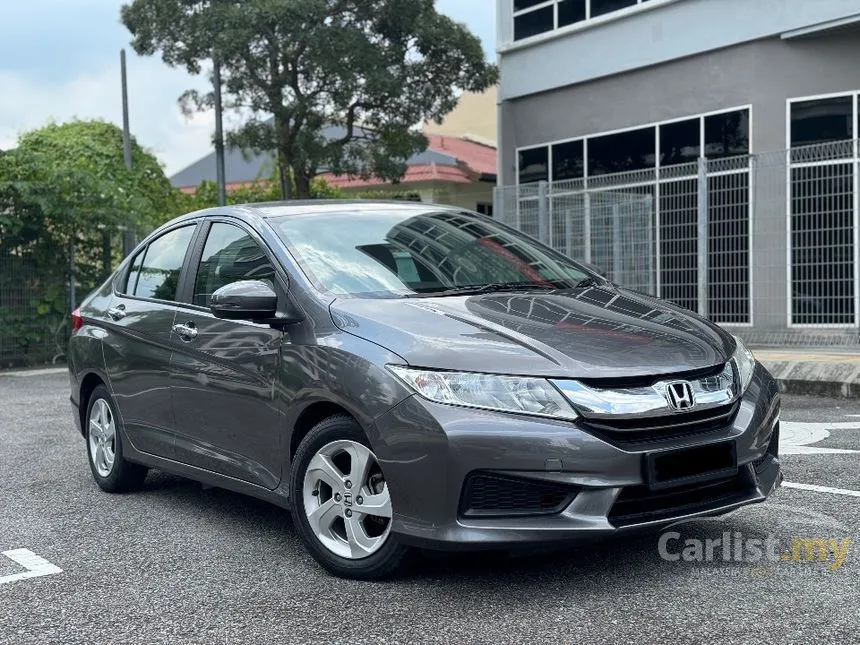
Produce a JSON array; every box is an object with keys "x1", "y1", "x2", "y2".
[{"x1": 68, "y1": 201, "x2": 782, "y2": 579}]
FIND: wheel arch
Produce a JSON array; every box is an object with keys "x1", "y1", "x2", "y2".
[
  {"x1": 78, "y1": 371, "x2": 111, "y2": 435},
  {"x1": 289, "y1": 399, "x2": 360, "y2": 462}
]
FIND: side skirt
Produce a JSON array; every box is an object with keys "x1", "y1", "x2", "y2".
[{"x1": 123, "y1": 435, "x2": 292, "y2": 511}]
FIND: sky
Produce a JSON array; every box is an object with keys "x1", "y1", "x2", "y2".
[{"x1": 0, "y1": 0, "x2": 496, "y2": 177}]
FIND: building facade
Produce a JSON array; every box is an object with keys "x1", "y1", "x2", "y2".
[{"x1": 496, "y1": 0, "x2": 860, "y2": 342}]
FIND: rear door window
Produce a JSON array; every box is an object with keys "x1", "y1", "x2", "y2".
[{"x1": 126, "y1": 225, "x2": 196, "y2": 301}]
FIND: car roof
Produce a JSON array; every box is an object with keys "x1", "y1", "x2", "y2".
[
  {"x1": 240, "y1": 199, "x2": 467, "y2": 219},
  {"x1": 153, "y1": 200, "x2": 474, "y2": 241}
]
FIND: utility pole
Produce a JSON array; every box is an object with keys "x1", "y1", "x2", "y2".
[
  {"x1": 120, "y1": 49, "x2": 135, "y2": 257},
  {"x1": 213, "y1": 55, "x2": 227, "y2": 207}
]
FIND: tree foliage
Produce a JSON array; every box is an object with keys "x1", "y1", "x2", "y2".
[
  {"x1": 0, "y1": 120, "x2": 178, "y2": 325},
  {"x1": 177, "y1": 172, "x2": 344, "y2": 213},
  {"x1": 0, "y1": 120, "x2": 176, "y2": 262},
  {"x1": 121, "y1": 0, "x2": 498, "y2": 198}
]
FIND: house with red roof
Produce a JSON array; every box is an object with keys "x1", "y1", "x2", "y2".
[{"x1": 169, "y1": 89, "x2": 498, "y2": 215}]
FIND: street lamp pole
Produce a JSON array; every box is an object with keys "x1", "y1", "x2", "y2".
[
  {"x1": 120, "y1": 49, "x2": 135, "y2": 258},
  {"x1": 213, "y1": 54, "x2": 227, "y2": 207}
]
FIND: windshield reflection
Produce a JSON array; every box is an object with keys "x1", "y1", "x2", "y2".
[{"x1": 272, "y1": 209, "x2": 594, "y2": 298}]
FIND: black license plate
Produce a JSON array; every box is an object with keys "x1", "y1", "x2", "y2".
[{"x1": 645, "y1": 441, "x2": 738, "y2": 490}]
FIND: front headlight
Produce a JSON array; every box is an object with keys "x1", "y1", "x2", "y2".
[
  {"x1": 388, "y1": 366, "x2": 578, "y2": 420},
  {"x1": 732, "y1": 335, "x2": 756, "y2": 393}
]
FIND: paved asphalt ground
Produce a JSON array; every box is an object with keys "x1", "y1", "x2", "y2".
[{"x1": 1, "y1": 371, "x2": 858, "y2": 645}]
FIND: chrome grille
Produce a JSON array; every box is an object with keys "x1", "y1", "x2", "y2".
[{"x1": 579, "y1": 401, "x2": 740, "y2": 445}]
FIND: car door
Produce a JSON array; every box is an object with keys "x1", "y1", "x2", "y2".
[
  {"x1": 102, "y1": 222, "x2": 198, "y2": 459},
  {"x1": 169, "y1": 219, "x2": 284, "y2": 489}
]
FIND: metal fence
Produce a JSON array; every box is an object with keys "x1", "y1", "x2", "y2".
[
  {"x1": 0, "y1": 254, "x2": 70, "y2": 367},
  {"x1": 494, "y1": 140, "x2": 860, "y2": 347},
  {"x1": 0, "y1": 227, "x2": 140, "y2": 367}
]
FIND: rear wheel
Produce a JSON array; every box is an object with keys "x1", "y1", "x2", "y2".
[
  {"x1": 290, "y1": 415, "x2": 410, "y2": 579},
  {"x1": 85, "y1": 385, "x2": 147, "y2": 493}
]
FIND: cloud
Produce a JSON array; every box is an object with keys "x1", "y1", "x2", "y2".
[
  {"x1": 0, "y1": 1, "x2": 496, "y2": 177},
  {"x1": 0, "y1": 54, "x2": 214, "y2": 175}
]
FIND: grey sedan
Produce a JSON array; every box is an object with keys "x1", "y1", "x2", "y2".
[{"x1": 68, "y1": 201, "x2": 782, "y2": 579}]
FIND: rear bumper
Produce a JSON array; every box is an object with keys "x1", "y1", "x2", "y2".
[
  {"x1": 69, "y1": 360, "x2": 82, "y2": 435},
  {"x1": 372, "y1": 363, "x2": 782, "y2": 550}
]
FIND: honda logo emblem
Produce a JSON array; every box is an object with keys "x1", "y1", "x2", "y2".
[{"x1": 665, "y1": 381, "x2": 695, "y2": 411}]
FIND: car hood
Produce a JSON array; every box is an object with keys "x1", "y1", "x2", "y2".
[{"x1": 329, "y1": 286, "x2": 736, "y2": 379}]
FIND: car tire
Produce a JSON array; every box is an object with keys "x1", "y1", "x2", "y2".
[
  {"x1": 85, "y1": 385, "x2": 147, "y2": 493},
  {"x1": 290, "y1": 414, "x2": 411, "y2": 580}
]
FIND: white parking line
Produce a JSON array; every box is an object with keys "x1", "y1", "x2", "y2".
[
  {"x1": 783, "y1": 482, "x2": 860, "y2": 498},
  {"x1": 0, "y1": 367, "x2": 67, "y2": 377},
  {"x1": 0, "y1": 549, "x2": 62, "y2": 585},
  {"x1": 780, "y1": 421, "x2": 860, "y2": 455}
]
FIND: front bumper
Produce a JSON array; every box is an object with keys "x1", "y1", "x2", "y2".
[{"x1": 370, "y1": 363, "x2": 782, "y2": 550}]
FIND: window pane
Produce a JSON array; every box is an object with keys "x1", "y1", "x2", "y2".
[
  {"x1": 476, "y1": 202, "x2": 494, "y2": 216},
  {"x1": 518, "y1": 147, "x2": 550, "y2": 184},
  {"x1": 791, "y1": 164, "x2": 855, "y2": 325},
  {"x1": 588, "y1": 126, "x2": 656, "y2": 176},
  {"x1": 590, "y1": 0, "x2": 637, "y2": 18},
  {"x1": 514, "y1": 0, "x2": 547, "y2": 11},
  {"x1": 193, "y1": 223, "x2": 275, "y2": 307},
  {"x1": 704, "y1": 109, "x2": 749, "y2": 159},
  {"x1": 659, "y1": 179, "x2": 699, "y2": 314},
  {"x1": 791, "y1": 97, "x2": 853, "y2": 147},
  {"x1": 708, "y1": 173, "x2": 750, "y2": 324},
  {"x1": 558, "y1": 0, "x2": 586, "y2": 27},
  {"x1": 134, "y1": 226, "x2": 195, "y2": 301},
  {"x1": 552, "y1": 140, "x2": 585, "y2": 180},
  {"x1": 514, "y1": 6, "x2": 554, "y2": 40},
  {"x1": 660, "y1": 119, "x2": 701, "y2": 167}
]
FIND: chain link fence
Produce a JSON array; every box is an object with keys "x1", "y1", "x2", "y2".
[
  {"x1": 0, "y1": 254, "x2": 69, "y2": 367},
  {"x1": 495, "y1": 140, "x2": 860, "y2": 348},
  {"x1": 0, "y1": 227, "x2": 141, "y2": 368}
]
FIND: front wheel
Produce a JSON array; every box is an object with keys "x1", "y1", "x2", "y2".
[{"x1": 289, "y1": 415, "x2": 410, "y2": 580}]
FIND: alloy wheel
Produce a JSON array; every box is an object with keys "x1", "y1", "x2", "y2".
[
  {"x1": 88, "y1": 398, "x2": 116, "y2": 478},
  {"x1": 302, "y1": 440, "x2": 392, "y2": 559}
]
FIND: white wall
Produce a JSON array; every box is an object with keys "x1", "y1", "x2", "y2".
[{"x1": 498, "y1": 0, "x2": 860, "y2": 100}]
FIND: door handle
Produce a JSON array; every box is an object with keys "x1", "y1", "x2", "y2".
[
  {"x1": 107, "y1": 305, "x2": 126, "y2": 321},
  {"x1": 172, "y1": 322, "x2": 198, "y2": 341}
]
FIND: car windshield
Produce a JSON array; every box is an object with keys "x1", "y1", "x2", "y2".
[{"x1": 270, "y1": 207, "x2": 596, "y2": 298}]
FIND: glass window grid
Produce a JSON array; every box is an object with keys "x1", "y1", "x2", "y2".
[
  {"x1": 517, "y1": 107, "x2": 751, "y2": 185},
  {"x1": 513, "y1": 0, "x2": 652, "y2": 42}
]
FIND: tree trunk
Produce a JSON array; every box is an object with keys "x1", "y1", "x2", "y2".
[
  {"x1": 277, "y1": 160, "x2": 291, "y2": 201},
  {"x1": 274, "y1": 114, "x2": 291, "y2": 200},
  {"x1": 294, "y1": 170, "x2": 312, "y2": 199}
]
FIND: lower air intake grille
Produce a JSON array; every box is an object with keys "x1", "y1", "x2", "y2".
[
  {"x1": 459, "y1": 472, "x2": 577, "y2": 518},
  {"x1": 608, "y1": 474, "x2": 752, "y2": 527}
]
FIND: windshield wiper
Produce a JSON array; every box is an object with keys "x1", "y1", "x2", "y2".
[
  {"x1": 407, "y1": 282, "x2": 558, "y2": 298},
  {"x1": 574, "y1": 277, "x2": 601, "y2": 289}
]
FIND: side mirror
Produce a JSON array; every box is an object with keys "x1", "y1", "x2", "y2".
[{"x1": 210, "y1": 280, "x2": 278, "y2": 321}]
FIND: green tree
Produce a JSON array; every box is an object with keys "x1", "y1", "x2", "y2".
[
  {"x1": 121, "y1": 0, "x2": 498, "y2": 198},
  {"x1": 177, "y1": 165, "x2": 345, "y2": 214},
  {"x1": 0, "y1": 119, "x2": 177, "y2": 299}
]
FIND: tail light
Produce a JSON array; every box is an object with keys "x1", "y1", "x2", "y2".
[{"x1": 71, "y1": 308, "x2": 83, "y2": 334}]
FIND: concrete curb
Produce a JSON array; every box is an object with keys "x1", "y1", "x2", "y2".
[{"x1": 759, "y1": 359, "x2": 860, "y2": 399}]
